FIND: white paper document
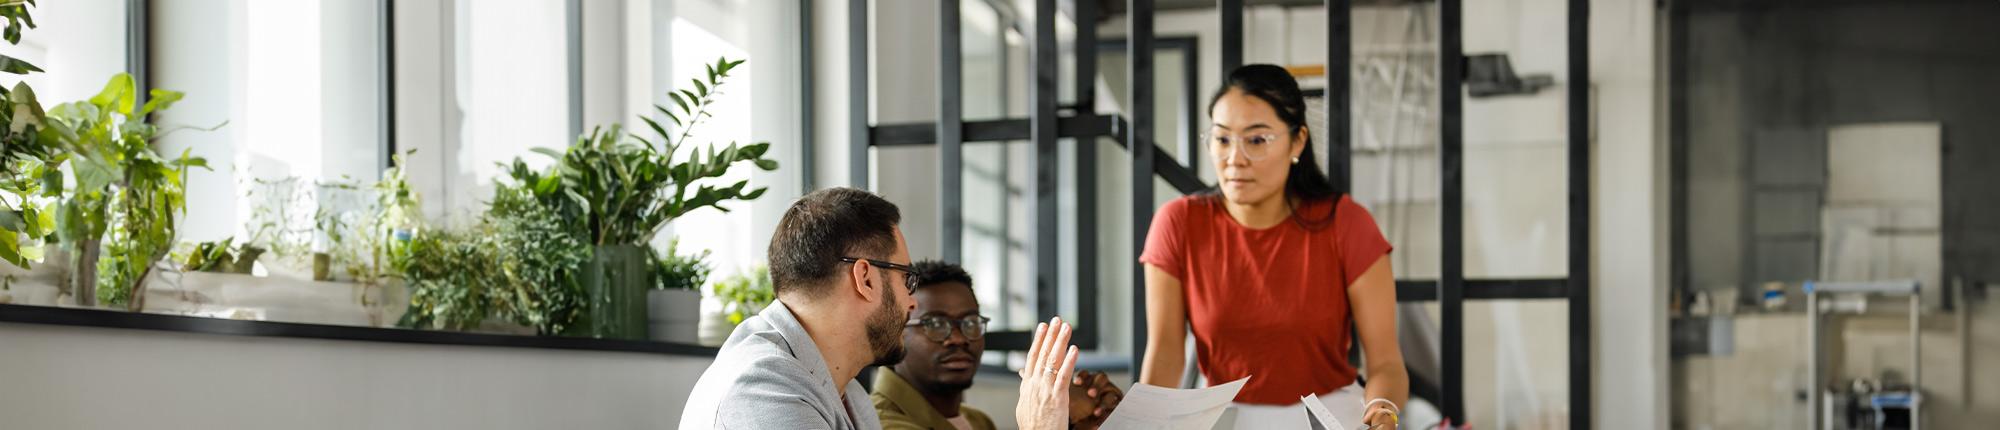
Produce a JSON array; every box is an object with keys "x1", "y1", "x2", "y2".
[
  {"x1": 1100, "y1": 376, "x2": 1251, "y2": 430},
  {"x1": 1301, "y1": 393, "x2": 1348, "y2": 430}
]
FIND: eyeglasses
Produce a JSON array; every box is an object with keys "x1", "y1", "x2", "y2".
[
  {"x1": 1205, "y1": 131, "x2": 1289, "y2": 162},
  {"x1": 839, "y1": 257, "x2": 918, "y2": 294},
  {"x1": 904, "y1": 315, "x2": 992, "y2": 342}
]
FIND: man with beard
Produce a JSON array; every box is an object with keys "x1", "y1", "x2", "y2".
[
  {"x1": 872, "y1": 261, "x2": 1125, "y2": 430},
  {"x1": 681, "y1": 188, "x2": 1081, "y2": 430}
]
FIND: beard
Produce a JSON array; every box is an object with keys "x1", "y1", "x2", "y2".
[{"x1": 866, "y1": 273, "x2": 909, "y2": 367}]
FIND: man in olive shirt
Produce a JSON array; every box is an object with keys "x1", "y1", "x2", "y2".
[{"x1": 873, "y1": 261, "x2": 1124, "y2": 430}]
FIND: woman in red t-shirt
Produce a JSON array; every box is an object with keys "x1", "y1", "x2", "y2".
[{"x1": 1138, "y1": 64, "x2": 1406, "y2": 428}]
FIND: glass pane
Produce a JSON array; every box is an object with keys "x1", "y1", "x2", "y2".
[
  {"x1": 1343, "y1": 3, "x2": 1442, "y2": 280},
  {"x1": 443, "y1": 0, "x2": 569, "y2": 216}
]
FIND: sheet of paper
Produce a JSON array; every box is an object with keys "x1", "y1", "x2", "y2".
[
  {"x1": 1301, "y1": 393, "x2": 1347, "y2": 430},
  {"x1": 1100, "y1": 376, "x2": 1251, "y2": 430}
]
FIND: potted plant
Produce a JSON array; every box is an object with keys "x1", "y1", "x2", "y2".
[
  {"x1": 494, "y1": 57, "x2": 776, "y2": 340},
  {"x1": 39, "y1": 73, "x2": 208, "y2": 310},
  {"x1": 648, "y1": 238, "x2": 710, "y2": 343},
  {"x1": 327, "y1": 159, "x2": 422, "y2": 326},
  {"x1": 702, "y1": 264, "x2": 774, "y2": 346},
  {"x1": 393, "y1": 226, "x2": 501, "y2": 332}
]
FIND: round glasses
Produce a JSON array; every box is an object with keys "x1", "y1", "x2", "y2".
[
  {"x1": 1205, "y1": 132, "x2": 1288, "y2": 162},
  {"x1": 903, "y1": 316, "x2": 992, "y2": 342}
]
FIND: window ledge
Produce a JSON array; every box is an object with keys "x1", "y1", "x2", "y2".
[{"x1": 0, "y1": 303, "x2": 720, "y2": 357}]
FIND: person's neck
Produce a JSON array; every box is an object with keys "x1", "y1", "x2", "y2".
[
  {"x1": 1224, "y1": 195, "x2": 1295, "y2": 229},
  {"x1": 895, "y1": 368, "x2": 967, "y2": 417},
  {"x1": 784, "y1": 296, "x2": 868, "y2": 395}
]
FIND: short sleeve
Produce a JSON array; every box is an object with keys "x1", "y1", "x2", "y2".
[
  {"x1": 1138, "y1": 197, "x2": 1194, "y2": 281},
  {"x1": 1335, "y1": 196, "x2": 1393, "y2": 287}
]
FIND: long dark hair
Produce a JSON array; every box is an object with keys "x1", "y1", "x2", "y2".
[{"x1": 1202, "y1": 64, "x2": 1346, "y2": 217}]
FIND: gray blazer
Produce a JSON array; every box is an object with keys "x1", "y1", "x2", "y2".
[{"x1": 679, "y1": 300, "x2": 880, "y2": 430}]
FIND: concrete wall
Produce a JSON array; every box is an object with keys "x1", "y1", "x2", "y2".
[
  {"x1": 1685, "y1": 1, "x2": 2000, "y2": 297},
  {"x1": 1677, "y1": 2, "x2": 2000, "y2": 428}
]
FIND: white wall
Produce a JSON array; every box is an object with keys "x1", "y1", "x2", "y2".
[
  {"x1": 0, "y1": 323, "x2": 710, "y2": 429},
  {"x1": 1589, "y1": 0, "x2": 1669, "y2": 428}
]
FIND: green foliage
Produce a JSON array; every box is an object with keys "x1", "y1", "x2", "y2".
[
  {"x1": 36, "y1": 73, "x2": 208, "y2": 307},
  {"x1": 0, "y1": 0, "x2": 41, "y2": 75},
  {"x1": 325, "y1": 58, "x2": 778, "y2": 335},
  {"x1": 484, "y1": 178, "x2": 591, "y2": 335},
  {"x1": 712, "y1": 264, "x2": 773, "y2": 325},
  {"x1": 175, "y1": 237, "x2": 262, "y2": 274},
  {"x1": 347, "y1": 151, "x2": 422, "y2": 286},
  {"x1": 0, "y1": 82, "x2": 57, "y2": 267},
  {"x1": 393, "y1": 227, "x2": 502, "y2": 331},
  {"x1": 506, "y1": 57, "x2": 776, "y2": 247},
  {"x1": 652, "y1": 238, "x2": 711, "y2": 291},
  {"x1": 448, "y1": 57, "x2": 772, "y2": 335}
]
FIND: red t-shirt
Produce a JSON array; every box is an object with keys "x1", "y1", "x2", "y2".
[{"x1": 1138, "y1": 194, "x2": 1393, "y2": 405}]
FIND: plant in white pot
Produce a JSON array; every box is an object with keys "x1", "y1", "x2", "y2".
[{"x1": 647, "y1": 238, "x2": 710, "y2": 343}]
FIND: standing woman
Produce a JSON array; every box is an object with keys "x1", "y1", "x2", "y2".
[{"x1": 1139, "y1": 64, "x2": 1406, "y2": 428}]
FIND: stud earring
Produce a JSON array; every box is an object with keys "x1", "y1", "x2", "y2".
[{"x1": 1291, "y1": 157, "x2": 1300, "y2": 165}]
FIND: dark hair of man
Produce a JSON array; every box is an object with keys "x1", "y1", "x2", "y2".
[
  {"x1": 767, "y1": 187, "x2": 903, "y2": 299},
  {"x1": 907, "y1": 260, "x2": 974, "y2": 293}
]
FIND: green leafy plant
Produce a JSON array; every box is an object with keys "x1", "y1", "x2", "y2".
[
  {"x1": 39, "y1": 73, "x2": 209, "y2": 309},
  {"x1": 509, "y1": 57, "x2": 777, "y2": 247},
  {"x1": 652, "y1": 238, "x2": 711, "y2": 291},
  {"x1": 175, "y1": 237, "x2": 263, "y2": 274},
  {"x1": 392, "y1": 226, "x2": 502, "y2": 331},
  {"x1": 712, "y1": 264, "x2": 773, "y2": 325},
  {"x1": 335, "y1": 150, "x2": 421, "y2": 288},
  {"x1": 0, "y1": 0, "x2": 54, "y2": 268},
  {"x1": 473, "y1": 57, "x2": 774, "y2": 339},
  {"x1": 0, "y1": 0, "x2": 42, "y2": 75},
  {"x1": 482, "y1": 177, "x2": 591, "y2": 335}
]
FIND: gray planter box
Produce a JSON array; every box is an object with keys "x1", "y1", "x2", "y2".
[{"x1": 647, "y1": 289, "x2": 701, "y2": 344}]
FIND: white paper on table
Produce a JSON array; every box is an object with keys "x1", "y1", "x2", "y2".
[
  {"x1": 1100, "y1": 376, "x2": 1251, "y2": 430},
  {"x1": 1301, "y1": 393, "x2": 1347, "y2": 430}
]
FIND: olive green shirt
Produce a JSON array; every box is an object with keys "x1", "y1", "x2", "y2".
[{"x1": 871, "y1": 369, "x2": 997, "y2": 430}]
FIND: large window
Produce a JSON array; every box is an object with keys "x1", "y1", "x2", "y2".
[{"x1": 150, "y1": 0, "x2": 389, "y2": 243}]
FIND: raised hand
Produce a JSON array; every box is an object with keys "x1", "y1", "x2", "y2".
[{"x1": 1015, "y1": 317, "x2": 1079, "y2": 430}]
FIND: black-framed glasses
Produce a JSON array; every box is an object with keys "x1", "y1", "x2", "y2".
[
  {"x1": 904, "y1": 316, "x2": 992, "y2": 342},
  {"x1": 839, "y1": 257, "x2": 917, "y2": 294}
]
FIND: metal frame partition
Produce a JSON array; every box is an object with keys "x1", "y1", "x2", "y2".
[{"x1": 825, "y1": 0, "x2": 1593, "y2": 426}]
